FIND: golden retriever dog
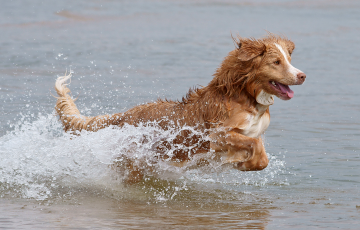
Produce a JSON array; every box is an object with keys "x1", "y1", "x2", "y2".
[{"x1": 54, "y1": 34, "x2": 306, "y2": 182}]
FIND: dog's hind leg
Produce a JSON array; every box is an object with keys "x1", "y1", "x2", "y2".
[{"x1": 111, "y1": 157, "x2": 145, "y2": 184}]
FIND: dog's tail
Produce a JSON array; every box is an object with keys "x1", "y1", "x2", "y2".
[{"x1": 54, "y1": 73, "x2": 121, "y2": 133}]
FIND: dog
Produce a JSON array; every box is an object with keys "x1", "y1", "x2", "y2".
[{"x1": 54, "y1": 34, "x2": 306, "y2": 182}]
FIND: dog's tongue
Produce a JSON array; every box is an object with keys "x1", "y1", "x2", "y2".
[{"x1": 277, "y1": 82, "x2": 294, "y2": 98}]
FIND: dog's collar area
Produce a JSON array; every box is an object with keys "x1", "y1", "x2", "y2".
[{"x1": 256, "y1": 90, "x2": 274, "y2": 105}]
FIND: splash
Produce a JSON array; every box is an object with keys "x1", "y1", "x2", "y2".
[{"x1": 0, "y1": 112, "x2": 288, "y2": 201}]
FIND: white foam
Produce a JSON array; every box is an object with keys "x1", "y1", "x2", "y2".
[{"x1": 0, "y1": 112, "x2": 288, "y2": 201}]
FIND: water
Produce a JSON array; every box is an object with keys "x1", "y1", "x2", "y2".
[{"x1": 1, "y1": 0, "x2": 360, "y2": 229}]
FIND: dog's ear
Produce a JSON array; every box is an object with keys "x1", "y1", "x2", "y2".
[
  {"x1": 284, "y1": 40, "x2": 295, "y2": 55},
  {"x1": 237, "y1": 38, "x2": 266, "y2": 61}
]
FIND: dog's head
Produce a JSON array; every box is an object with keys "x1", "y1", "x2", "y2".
[
  {"x1": 238, "y1": 35, "x2": 306, "y2": 104},
  {"x1": 212, "y1": 34, "x2": 306, "y2": 105}
]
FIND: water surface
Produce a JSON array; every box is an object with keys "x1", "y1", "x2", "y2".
[{"x1": 0, "y1": 0, "x2": 359, "y2": 229}]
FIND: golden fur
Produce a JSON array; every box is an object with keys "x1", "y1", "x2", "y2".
[{"x1": 54, "y1": 34, "x2": 306, "y2": 182}]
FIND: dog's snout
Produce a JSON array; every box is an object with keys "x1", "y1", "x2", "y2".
[{"x1": 297, "y1": 72, "x2": 306, "y2": 84}]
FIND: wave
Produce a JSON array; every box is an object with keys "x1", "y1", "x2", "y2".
[{"x1": 0, "y1": 112, "x2": 289, "y2": 201}]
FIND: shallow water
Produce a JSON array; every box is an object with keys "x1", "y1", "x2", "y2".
[{"x1": 1, "y1": 0, "x2": 360, "y2": 229}]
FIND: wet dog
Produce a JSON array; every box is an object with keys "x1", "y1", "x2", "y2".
[{"x1": 54, "y1": 34, "x2": 306, "y2": 182}]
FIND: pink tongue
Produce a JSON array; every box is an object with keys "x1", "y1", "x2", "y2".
[{"x1": 277, "y1": 82, "x2": 294, "y2": 98}]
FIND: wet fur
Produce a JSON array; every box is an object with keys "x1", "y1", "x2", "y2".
[{"x1": 55, "y1": 34, "x2": 305, "y2": 183}]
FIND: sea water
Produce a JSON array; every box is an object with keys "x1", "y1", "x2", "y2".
[{"x1": 0, "y1": 0, "x2": 359, "y2": 229}]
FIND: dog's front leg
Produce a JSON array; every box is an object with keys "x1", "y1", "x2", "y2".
[
  {"x1": 210, "y1": 130, "x2": 269, "y2": 171},
  {"x1": 234, "y1": 136, "x2": 268, "y2": 171}
]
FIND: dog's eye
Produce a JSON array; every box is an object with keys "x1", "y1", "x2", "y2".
[{"x1": 274, "y1": 60, "x2": 280, "y2": 65}]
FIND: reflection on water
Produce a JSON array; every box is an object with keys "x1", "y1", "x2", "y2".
[
  {"x1": 1, "y1": 181, "x2": 273, "y2": 229},
  {"x1": 1, "y1": 0, "x2": 360, "y2": 229},
  {"x1": 1, "y1": 199, "x2": 271, "y2": 229}
]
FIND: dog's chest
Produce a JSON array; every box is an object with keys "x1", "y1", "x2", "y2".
[{"x1": 242, "y1": 112, "x2": 270, "y2": 138}]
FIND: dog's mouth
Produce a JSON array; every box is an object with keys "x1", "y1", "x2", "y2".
[{"x1": 269, "y1": 81, "x2": 294, "y2": 100}]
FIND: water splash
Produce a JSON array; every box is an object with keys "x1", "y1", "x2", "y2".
[{"x1": 0, "y1": 112, "x2": 289, "y2": 201}]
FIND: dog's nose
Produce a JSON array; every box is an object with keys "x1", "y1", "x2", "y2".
[{"x1": 297, "y1": 72, "x2": 306, "y2": 84}]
